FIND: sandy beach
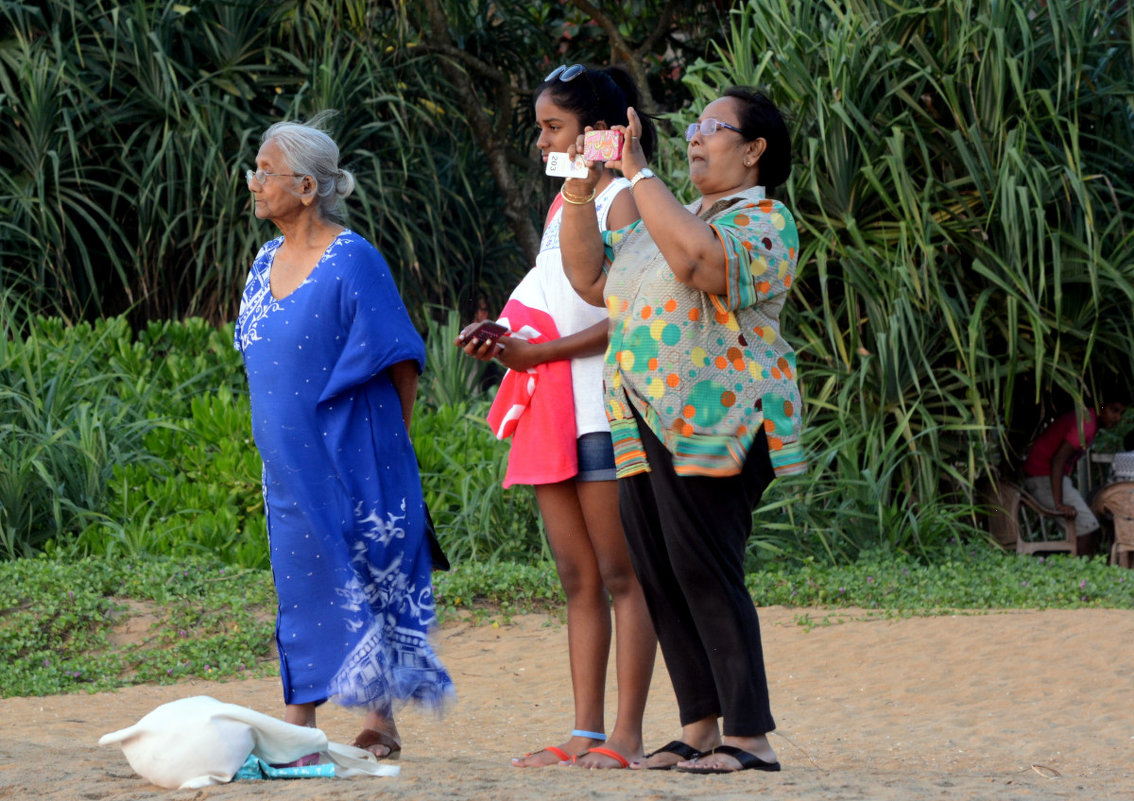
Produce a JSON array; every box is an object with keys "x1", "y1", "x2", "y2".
[{"x1": 2, "y1": 606, "x2": 1131, "y2": 800}]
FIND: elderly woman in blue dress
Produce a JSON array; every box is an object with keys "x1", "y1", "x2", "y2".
[{"x1": 234, "y1": 117, "x2": 453, "y2": 761}]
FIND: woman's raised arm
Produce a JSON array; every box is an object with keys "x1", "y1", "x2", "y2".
[{"x1": 558, "y1": 168, "x2": 609, "y2": 306}]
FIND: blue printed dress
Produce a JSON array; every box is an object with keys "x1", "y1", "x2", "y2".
[{"x1": 234, "y1": 229, "x2": 453, "y2": 714}]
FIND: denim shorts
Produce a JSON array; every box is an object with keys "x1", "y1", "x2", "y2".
[{"x1": 576, "y1": 432, "x2": 617, "y2": 482}]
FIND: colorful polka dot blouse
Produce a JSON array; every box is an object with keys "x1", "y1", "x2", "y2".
[{"x1": 600, "y1": 185, "x2": 806, "y2": 479}]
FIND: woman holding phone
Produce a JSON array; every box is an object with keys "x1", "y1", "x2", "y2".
[
  {"x1": 558, "y1": 88, "x2": 805, "y2": 774},
  {"x1": 458, "y1": 64, "x2": 657, "y2": 770}
]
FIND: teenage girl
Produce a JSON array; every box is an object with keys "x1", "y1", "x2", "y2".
[{"x1": 457, "y1": 64, "x2": 659, "y2": 770}]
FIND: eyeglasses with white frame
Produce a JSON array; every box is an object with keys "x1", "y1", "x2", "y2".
[{"x1": 684, "y1": 118, "x2": 743, "y2": 142}]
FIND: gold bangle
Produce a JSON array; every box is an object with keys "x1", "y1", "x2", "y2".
[{"x1": 560, "y1": 187, "x2": 596, "y2": 205}]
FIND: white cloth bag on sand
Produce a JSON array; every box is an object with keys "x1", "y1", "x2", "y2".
[{"x1": 98, "y1": 695, "x2": 399, "y2": 789}]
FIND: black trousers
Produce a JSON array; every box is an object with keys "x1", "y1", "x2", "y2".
[{"x1": 618, "y1": 414, "x2": 776, "y2": 735}]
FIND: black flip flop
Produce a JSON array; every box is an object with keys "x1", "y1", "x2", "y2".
[
  {"x1": 674, "y1": 744, "x2": 781, "y2": 774},
  {"x1": 641, "y1": 740, "x2": 703, "y2": 770}
]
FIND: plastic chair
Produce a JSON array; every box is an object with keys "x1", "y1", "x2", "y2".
[{"x1": 1091, "y1": 481, "x2": 1134, "y2": 568}]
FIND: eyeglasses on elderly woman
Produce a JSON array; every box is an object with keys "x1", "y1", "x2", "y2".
[
  {"x1": 684, "y1": 118, "x2": 743, "y2": 142},
  {"x1": 245, "y1": 169, "x2": 303, "y2": 186}
]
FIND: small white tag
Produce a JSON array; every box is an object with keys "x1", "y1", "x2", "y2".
[{"x1": 545, "y1": 152, "x2": 589, "y2": 178}]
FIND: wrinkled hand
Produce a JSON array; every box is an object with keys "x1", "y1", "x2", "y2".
[
  {"x1": 605, "y1": 106, "x2": 648, "y2": 180},
  {"x1": 563, "y1": 108, "x2": 650, "y2": 196},
  {"x1": 562, "y1": 132, "x2": 604, "y2": 200}
]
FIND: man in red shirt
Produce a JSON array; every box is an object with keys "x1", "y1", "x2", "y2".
[{"x1": 1023, "y1": 399, "x2": 1128, "y2": 554}]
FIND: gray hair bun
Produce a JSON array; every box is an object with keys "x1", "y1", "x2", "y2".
[
  {"x1": 261, "y1": 113, "x2": 353, "y2": 224},
  {"x1": 334, "y1": 168, "x2": 355, "y2": 199}
]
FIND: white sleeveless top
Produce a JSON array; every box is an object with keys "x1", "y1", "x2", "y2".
[{"x1": 533, "y1": 178, "x2": 629, "y2": 437}]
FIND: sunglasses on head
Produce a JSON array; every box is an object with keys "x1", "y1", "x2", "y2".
[
  {"x1": 544, "y1": 64, "x2": 586, "y2": 82},
  {"x1": 543, "y1": 64, "x2": 606, "y2": 114}
]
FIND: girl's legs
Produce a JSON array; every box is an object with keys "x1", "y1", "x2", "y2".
[
  {"x1": 512, "y1": 480, "x2": 610, "y2": 767},
  {"x1": 572, "y1": 478, "x2": 656, "y2": 769}
]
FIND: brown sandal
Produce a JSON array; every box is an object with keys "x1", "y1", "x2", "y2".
[{"x1": 352, "y1": 727, "x2": 402, "y2": 760}]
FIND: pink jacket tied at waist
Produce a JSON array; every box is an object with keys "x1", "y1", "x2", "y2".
[{"x1": 486, "y1": 298, "x2": 577, "y2": 488}]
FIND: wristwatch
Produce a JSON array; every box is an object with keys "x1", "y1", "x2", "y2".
[{"x1": 629, "y1": 168, "x2": 655, "y2": 190}]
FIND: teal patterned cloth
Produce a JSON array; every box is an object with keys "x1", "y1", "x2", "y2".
[
  {"x1": 599, "y1": 186, "x2": 806, "y2": 479},
  {"x1": 233, "y1": 755, "x2": 335, "y2": 781}
]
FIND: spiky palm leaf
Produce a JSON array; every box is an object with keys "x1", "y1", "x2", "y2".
[{"x1": 674, "y1": 0, "x2": 1134, "y2": 559}]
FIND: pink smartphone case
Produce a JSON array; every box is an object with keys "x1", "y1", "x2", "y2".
[{"x1": 583, "y1": 130, "x2": 623, "y2": 162}]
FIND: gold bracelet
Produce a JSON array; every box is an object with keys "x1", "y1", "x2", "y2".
[{"x1": 560, "y1": 187, "x2": 596, "y2": 205}]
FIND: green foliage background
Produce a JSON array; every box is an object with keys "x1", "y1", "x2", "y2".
[
  {"x1": 676, "y1": 0, "x2": 1134, "y2": 559},
  {"x1": 1, "y1": 0, "x2": 1133, "y2": 566},
  {"x1": 0, "y1": 0, "x2": 519, "y2": 322},
  {"x1": 0, "y1": 298, "x2": 544, "y2": 566},
  {"x1": 0, "y1": 0, "x2": 721, "y2": 323}
]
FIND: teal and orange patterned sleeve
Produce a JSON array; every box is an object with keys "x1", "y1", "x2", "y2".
[
  {"x1": 708, "y1": 199, "x2": 800, "y2": 311},
  {"x1": 601, "y1": 220, "x2": 642, "y2": 273}
]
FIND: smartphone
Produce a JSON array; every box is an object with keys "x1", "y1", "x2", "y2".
[
  {"x1": 583, "y1": 129, "x2": 624, "y2": 162},
  {"x1": 545, "y1": 152, "x2": 589, "y2": 179},
  {"x1": 460, "y1": 320, "x2": 508, "y2": 344}
]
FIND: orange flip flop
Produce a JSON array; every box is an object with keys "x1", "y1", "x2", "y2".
[
  {"x1": 575, "y1": 746, "x2": 630, "y2": 769},
  {"x1": 512, "y1": 745, "x2": 571, "y2": 766}
]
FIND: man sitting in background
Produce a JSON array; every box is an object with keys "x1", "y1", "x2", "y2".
[{"x1": 1022, "y1": 396, "x2": 1128, "y2": 555}]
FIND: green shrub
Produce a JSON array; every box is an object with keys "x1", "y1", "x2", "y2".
[
  {"x1": 76, "y1": 387, "x2": 267, "y2": 568},
  {"x1": 414, "y1": 306, "x2": 546, "y2": 564},
  {"x1": 0, "y1": 308, "x2": 256, "y2": 562},
  {"x1": 413, "y1": 401, "x2": 545, "y2": 564},
  {"x1": 0, "y1": 313, "x2": 166, "y2": 558},
  {"x1": 0, "y1": 310, "x2": 543, "y2": 567},
  {"x1": 0, "y1": 556, "x2": 276, "y2": 697},
  {"x1": 434, "y1": 559, "x2": 563, "y2": 621},
  {"x1": 751, "y1": 539, "x2": 1134, "y2": 612}
]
